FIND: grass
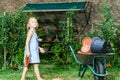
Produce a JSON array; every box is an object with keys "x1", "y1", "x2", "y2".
[{"x1": 0, "y1": 62, "x2": 120, "y2": 80}]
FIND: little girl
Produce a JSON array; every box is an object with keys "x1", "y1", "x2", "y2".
[{"x1": 21, "y1": 17, "x2": 45, "y2": 80}]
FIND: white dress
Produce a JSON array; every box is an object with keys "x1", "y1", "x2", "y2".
[{"x1": 24, "y1": 29, "x2": 40, "y2": 63}]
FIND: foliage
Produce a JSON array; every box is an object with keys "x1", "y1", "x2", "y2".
[
  {"x1": 36, "y1": 27, "x2": 46, "y2": 38},
  {"x1": 15, "y1": 48, "x2": 24, "y2": 65},
  {"x1": 51, "y1": 10, "x2": 81, "y2": 64},
  {"x1": 60, "y1": 11, "x2": 75, "y2": 44},
  {"x1": 0, "y1": 12, "x2": 14, "y2": 69},
  {"x1": 0, "y1": 8, "x2": 34, "y2": 69},
  {"x1": 51, "y1": 43, "x2": 63, "y2": 63},
  {"x1": 115, "y1": 27, "x2": 120, "y2": 52}
]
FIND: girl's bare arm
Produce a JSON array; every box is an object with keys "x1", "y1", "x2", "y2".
[{"x1": 25, "y1": 30, "x2": 33, "y2": 57}]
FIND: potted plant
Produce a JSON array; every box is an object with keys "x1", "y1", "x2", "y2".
[{"x1": 45, "y1": 29, "x2": 54, "y2": 42}]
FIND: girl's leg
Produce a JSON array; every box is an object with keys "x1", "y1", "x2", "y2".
[
  {"x1": 21, "y1": 67, "x2": 28, "y2": 80},
  {"x1": 34, "y1": 63, "x2": 43, "y2": 80}
]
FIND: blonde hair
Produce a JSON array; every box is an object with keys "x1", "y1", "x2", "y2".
[{"x1": 27, "y1": 17, "x2": 39, "y2": 30}]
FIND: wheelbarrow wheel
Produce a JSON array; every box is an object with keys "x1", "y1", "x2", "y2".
[{"x1": 94, "y1": 61, "x2": 105, "y2": 80}]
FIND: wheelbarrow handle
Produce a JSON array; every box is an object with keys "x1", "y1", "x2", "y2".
[{"x1": 68, "y1": 44, "x2": 82, "y2": 64}]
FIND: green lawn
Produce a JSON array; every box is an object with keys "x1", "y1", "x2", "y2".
[{"x1": 0, "y1": 63, "x2": 120, "y2": 80}]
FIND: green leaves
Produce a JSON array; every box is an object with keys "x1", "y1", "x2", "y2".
[
  {"x1": 51, "y1": 10, "x2": 76, "y2": 64},
  {"x1": 0, "y1": 9, "x2": 33, "y2": 68}
]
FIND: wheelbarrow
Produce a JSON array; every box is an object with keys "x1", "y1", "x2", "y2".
[{"x1": 68, "y1": 44, "x2": 114, "y2": 80}]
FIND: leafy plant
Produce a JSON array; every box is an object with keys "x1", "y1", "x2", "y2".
[
  {"x1": 15, "y1": 48, "x2": 24, "y2": 65},
  {"x1": 51, "y1": 43, "x2": 63, "y2": 62},
  {"x1": 51, "y1": 10, "x2": 78, "y2": 64},
  {"x1": 0, "y1": 12, "x2": 12, "y2": 69},
  {"x1": 36, "y1": 27, "x2": 46, "y2": 38}
]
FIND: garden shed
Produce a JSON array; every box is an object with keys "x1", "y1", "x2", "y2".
[
  {"x1": 23, "y1": 1, "x2": 92, "y2": 36},
  {"x1": 23, "y1": 1, "x2": 92, "y2": 54}
]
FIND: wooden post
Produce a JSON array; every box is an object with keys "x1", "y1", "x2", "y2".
[{"x1": 4, "y1": 46, "x2": 6, "y2": 69}]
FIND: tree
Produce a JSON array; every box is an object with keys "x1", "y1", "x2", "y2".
[{"x1": 0, "y1": 12, "x2": 9, "y2": 69}]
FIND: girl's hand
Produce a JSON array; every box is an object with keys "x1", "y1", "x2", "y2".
[{"x1": 39, "y1": 47, "x2": 45, "y2": 53}]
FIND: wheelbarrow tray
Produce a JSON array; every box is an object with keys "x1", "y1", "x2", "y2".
[{"x1": 76, "y1": 53, "x2": 115, "y2": 65}]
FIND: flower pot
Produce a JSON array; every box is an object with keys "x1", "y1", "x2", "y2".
[
  {"x1": 52, "y1": 78, "x2": 64, "y2": 80},
  {"x1": 46, "y1": 37, "x2": 52, "y2": 42}
]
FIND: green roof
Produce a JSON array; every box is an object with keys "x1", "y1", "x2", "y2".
[{"x1": 23, "y1": 2, "x2": 87, "y2": 12}]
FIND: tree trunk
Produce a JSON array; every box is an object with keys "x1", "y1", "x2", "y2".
[{"x1": 3, "y1": 46, "x2": 6, "y2": 69}]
